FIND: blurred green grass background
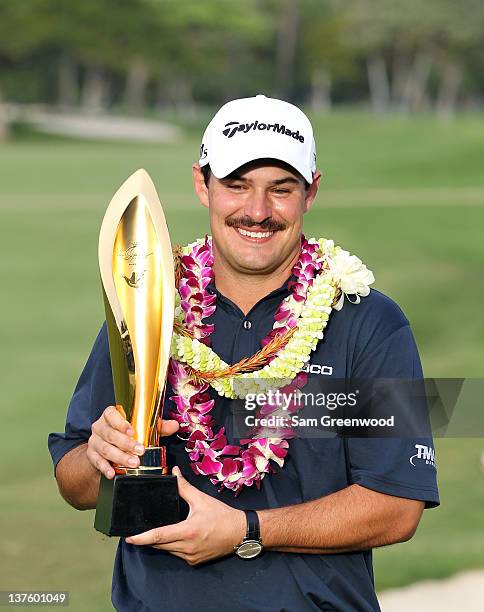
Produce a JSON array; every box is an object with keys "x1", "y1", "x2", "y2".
[{"x1": 1, "y1": 112, "x2": 484, "y2": 610}]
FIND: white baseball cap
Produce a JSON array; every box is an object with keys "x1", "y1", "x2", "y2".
[{"x1": 198, "y1": 94, "x2": 317, "y2": 184}]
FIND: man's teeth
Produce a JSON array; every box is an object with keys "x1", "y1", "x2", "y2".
[{"x1": 236, "y1": 228, "x2": 274, "y2": 238}]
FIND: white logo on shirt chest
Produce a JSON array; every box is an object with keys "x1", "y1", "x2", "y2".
[{"x1": 301, "y1": 364, "x2": 333, "y2": 376}]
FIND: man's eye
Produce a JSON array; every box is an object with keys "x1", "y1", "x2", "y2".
[
  {"x1": 228, "y1": 183, "x2": 244, "y2": 190},
  {"x1": 273, "y1": 188, "x2": 290, "y2": 195}
]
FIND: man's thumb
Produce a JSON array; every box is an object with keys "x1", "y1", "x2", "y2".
[{"x1": 173, "y1": 466, "x2": 198, "y2": 503}]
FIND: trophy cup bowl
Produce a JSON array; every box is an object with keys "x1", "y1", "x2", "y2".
[{"x1": 94, "y1": 169, "x2": 181, "y2": 537}]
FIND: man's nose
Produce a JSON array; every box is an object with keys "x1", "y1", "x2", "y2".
[{"x1": 243, "y1": 189, "x2": 272, "y2": 223}]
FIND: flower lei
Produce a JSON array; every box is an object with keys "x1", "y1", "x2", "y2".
[{"x1": 168, "y1": 235, "x2": 374, "y2": 494}]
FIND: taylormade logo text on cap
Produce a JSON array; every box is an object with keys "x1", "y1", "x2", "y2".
[
  {"x1": 198, "y1": 94, "x2": 317, "y2": 183},
  {"x1": 222, "y1": 120, "x2": 305, "y2": 143}
]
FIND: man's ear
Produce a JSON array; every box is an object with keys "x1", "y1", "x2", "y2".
[
  {"x1": 303, "y1": 170, "x2": 322, "y2": 213},
  {"x1": 192, "y1": 163, "x2": 209, "y2": 209}
]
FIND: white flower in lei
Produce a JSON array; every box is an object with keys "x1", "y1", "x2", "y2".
[{"x1": 324, "y1": 241, "x2": 375, "y2": 311}]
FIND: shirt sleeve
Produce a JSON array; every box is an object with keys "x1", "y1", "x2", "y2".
[
  {"x1": 346, "y1": 298, "x2": 440, "y2": 509},
  {"x1": 47, "y1": 323, "x2": 115, "y2": 475}
]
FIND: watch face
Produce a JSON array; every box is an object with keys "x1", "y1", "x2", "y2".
[{"x1": 236, "y1": 540, "x2": 263, "y2": 559}]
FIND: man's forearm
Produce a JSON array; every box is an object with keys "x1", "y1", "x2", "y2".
[
  {"x1": 55, "y1": 443, "x2": 101, "y2": 510},
  {"x1": 258, "y1": 484, "x2": 424, "y2": 554}
]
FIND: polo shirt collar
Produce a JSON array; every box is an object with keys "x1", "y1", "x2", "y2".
[{"x1": 206, "y1": 275, "x2": 295, "y2": 314}]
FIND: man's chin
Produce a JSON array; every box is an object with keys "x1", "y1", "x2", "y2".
[{"x1": 229, "y1": 256, "x2": 283, "y2": 275}]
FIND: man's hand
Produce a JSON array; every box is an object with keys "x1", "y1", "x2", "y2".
[
  {"x1": 86, "y1": 405, "x2": 179, "y2": 479},
  {"x1": 125, "y1": 467, "x2": 246, "y2": 566}
]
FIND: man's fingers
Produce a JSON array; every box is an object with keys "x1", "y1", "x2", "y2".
[
  {"x1": 157, "y1": 418, "x2": 180, "y2": 437},
  {"x1": 95, "y1": 423, "x2": 144, "y2": 456},
  {"x1": 87, "y1": 405, "x2": 146, "y2": 476},
  {"x1": 150, "y1": 541, "x2": 188, "y2": 553},
  {"x1": 126, "y1": 521, "x2": 190, "y2": 546},
  {"x1": 91, "y1": 435, "x2": 141, "y2": 468},
  {"x1": 104, "y1": 405, "x2": 133, "y2": 434},
  {"x1": 87, "y1": 448, "x2": 115, "y2": 479},
  {"x1": 172, "y1": 466, "x2": 199, "y2": 505},
  {"x1": 126, "y1": 537, "x2": 199, "y2": 565}
]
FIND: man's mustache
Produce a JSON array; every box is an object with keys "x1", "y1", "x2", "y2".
[{"x1": 226, "y1": 216, "x2": 286, "y2": 232}]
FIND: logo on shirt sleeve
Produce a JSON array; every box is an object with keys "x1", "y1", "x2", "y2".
[{"x1": 409, "y1": 444, "x2": 436, "y2": 467}]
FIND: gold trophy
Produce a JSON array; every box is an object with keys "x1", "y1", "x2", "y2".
[{"x1": 94, "y1": 169, "x2": 180, "y2": 537}]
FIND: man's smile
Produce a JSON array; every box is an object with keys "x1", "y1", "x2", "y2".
[{"x1": 233, "y1": 226, "x2": 276, "y2": 243}]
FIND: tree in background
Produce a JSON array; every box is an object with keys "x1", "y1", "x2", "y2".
[
  {"x1": 0, "y1": 0, "x2": 56, "y2": 138},
  {"x1": 33, "y1": 0, "x2": 165, "y2": 113},
  {"x1": 0, "y1": 0, "x2": 483, "y2": 122},
  {"x1": 344, "y1": 0, "x2": 484, "y2": 115},
  {"x1": 150, "y1": 0, "x2": 272, "y2": 113},
  {"x1": 300, "y1": 0, "x2": 355, "y2": 111}
]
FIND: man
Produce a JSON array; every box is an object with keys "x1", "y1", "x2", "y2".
[{"x1": 48, "y1": 95, "x2": 439, "y2": 611}]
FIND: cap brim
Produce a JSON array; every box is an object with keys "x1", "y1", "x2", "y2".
[{"x1": 210, "y1": 148, "x2": 313, "y2": 184}]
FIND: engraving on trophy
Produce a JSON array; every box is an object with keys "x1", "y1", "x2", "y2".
[
  {"x1": 117, "y1": 241, "x2": 153, "y2": 264},
  {"x1": 122, "y1": 270, "x2": 147, "y2": 288}
]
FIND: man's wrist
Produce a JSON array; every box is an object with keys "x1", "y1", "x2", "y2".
[
  {"x1": 233, "y1": 509, "x2": 247, "y2": 548},
  {"x1": 234, "y1": 510, "x2": 263, "y2": 559}
]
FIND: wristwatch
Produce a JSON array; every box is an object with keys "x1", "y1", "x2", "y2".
[{"x1": 234, "y1": 510, "x2": 263, "y2": 559}]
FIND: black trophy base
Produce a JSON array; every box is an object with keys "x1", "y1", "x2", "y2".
[{"x1": 94, "y1": 473, "x2": 181, "y2": 537}]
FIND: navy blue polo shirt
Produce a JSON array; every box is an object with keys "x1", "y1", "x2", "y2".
[{"x1": 48, "y1": 281, "x2": 439, "y2": 612}]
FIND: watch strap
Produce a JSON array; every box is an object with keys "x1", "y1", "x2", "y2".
[{"x1": 244, "y1": 509, "x2": 260, "y2": 541}]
